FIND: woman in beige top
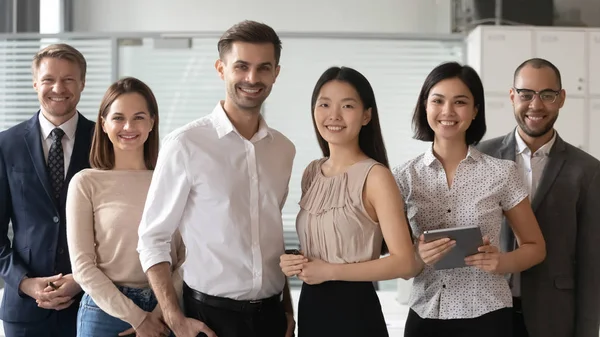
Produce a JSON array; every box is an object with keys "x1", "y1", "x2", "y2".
[
  {"x1": 66, "y1": 77, "x2": 184, "y2": 337},
  {"x1": 279, "y1": 67, "x2": 423, "y2": 337}
]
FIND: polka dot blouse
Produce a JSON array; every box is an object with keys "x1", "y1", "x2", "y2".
[{"x1": 393, "y1": 145, "x2": 528, "y2": 320}]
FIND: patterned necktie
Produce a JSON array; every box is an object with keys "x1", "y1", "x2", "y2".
[{"x1": 47, "y1": 128, "x2": 65, "y2": 200}]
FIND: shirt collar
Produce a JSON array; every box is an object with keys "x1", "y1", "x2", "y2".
[
  {"x1": 38, "y1": 111, "x2": 79, "y2": 141},
  {"x1": 424, "y1": 144, "x2": 482, "y2": 167},
  {"x1": 514, "y1": 128, "x2": 556, "y2": 157},
  {"x1": 212, "y1": 101, "x2": 272, "y2": 142}
]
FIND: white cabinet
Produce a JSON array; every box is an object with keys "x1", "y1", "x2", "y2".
[
  {"x1": 534, "y1": 30, "x2": 586, "y2": 97},
  {"x1": 467, "y1": 27, "x2": 533, "y2": 94},
  {"x1": 589, "y1": 32, "x2": 600, "y2": 96},
  {"x1": 467, "y1": 26, "x2": 600, "y2": 156},
  {"x1": 482, "y1": 95, "x2": 516, "y2": 140},
  {"x1": 589, "y1": 99, "x2": 600, "y2": 159},
  {"x1": 555, "y1": 97, "x2": 587, "y2": 150}
]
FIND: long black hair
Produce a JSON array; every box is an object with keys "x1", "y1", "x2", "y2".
[{"x1": 311, "y1": 66, "x2": 390, "y2": 254}]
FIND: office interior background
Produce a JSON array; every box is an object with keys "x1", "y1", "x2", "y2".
[{"x1": 1, "y1": 0, "x2": 600, "y2": 334}]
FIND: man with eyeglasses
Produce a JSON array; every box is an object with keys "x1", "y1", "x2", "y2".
[{"x1": 478, "y1": 58, "x2": 600, "y2": 337}]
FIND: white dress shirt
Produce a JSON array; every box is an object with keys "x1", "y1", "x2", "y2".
[
  {"x1": 393, "y1": 146, "x2": 528, "y2": 319},
  {"x1": 511, "y1": 129, "x2": 556, "y2": 297},
  {"x1": 38, "y1": 111, "x2": 79, "y2": 177},
  {"x1": 137, "y1": 102, "x2": 295, "y2": 301}
]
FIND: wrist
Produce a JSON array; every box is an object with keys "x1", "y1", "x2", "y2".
[
  {"x1": 498, "y1": 252, "x2": 511, "y2": 274},
  {"x1": 164, "y1": 307, "x2": 185, "y2": 327},
  {"x1": 328, "y1": 263, "x2": 339, "y2": 281},
  {"x1": 18, "y1": 276, "x2": 31, "y2": 297}
]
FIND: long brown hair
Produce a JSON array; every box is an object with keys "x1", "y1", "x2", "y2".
[{"x1": 90, "y1": 77, "x2": 159, "y2": 170}]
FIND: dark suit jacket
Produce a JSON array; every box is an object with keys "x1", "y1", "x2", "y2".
[
  {"x1": 478, "y1": 130, "x2": 600, "y2": 337},
  {"x1": 0, "y1": 111, "x2": 94, "y2": 323}
]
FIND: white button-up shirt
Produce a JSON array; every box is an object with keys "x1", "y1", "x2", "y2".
[
  {"x1": 137, "y1": 102, "x2": 295, "y2": 300},
  {"x1": 38, "y1": 111, "x2": 79, "y2": 178},
  {"x1": 510, "y1": 129, "x2": 556, "y2": 296},
  {"x1": 393, "y1": 146, "x2": 528, "y2": 319}
]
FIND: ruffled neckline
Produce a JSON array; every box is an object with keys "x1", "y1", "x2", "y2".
[{"x1": 299, "y1": 158, "x2": 372, "y2": 215}]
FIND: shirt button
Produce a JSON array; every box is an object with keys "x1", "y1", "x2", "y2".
[
  {"x1": 442, "y1": 284, "x2": 446, "y2": 288},
  {"x1": 447, "y1": 209, "x2": 451, "y2": 213},
  {"x1": 53, "y1": 216, "x2": 59, "y2": 223}
]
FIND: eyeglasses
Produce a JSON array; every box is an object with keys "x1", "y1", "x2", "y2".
[{"x1": 513, "y1": 88, "x2": 561, "y2": 104}]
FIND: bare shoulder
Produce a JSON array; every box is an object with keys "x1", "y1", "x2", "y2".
[{"x1": 365, "y1": 163, "x2": 397, "y2": 191}]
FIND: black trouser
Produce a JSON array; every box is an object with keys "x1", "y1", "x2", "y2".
[
  {"x1": 512, "y1": 297, "x2": 529, "y2": 337},
  {"x1": 183, "y1": 283, "x2": 287, "y2": 337},
  {"x1": 404, "y1": 307, "x2": 513, "y2": 337}
]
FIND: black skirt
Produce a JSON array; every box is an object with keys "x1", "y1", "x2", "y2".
[{"x1": 297, "y1": 280, "x2": 389, "y2": 337}]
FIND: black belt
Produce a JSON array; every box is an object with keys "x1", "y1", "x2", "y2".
[{"x1": 183, "y1": 283, "x2": 281, "y2": 313}]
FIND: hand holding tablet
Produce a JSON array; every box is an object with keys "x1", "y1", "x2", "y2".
[{"x1": 420, "y1": 225, "x2": 484, "y2": 270}]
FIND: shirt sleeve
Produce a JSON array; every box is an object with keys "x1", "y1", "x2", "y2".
[
  {"x1": 66, "y1": 173, "x2": 147, "y2": 328},
  {"x1": 138, "y1": 136, "x2": 192, "y2": 272},
  {"x1": 500, "y1": 161, "x2": 529, "y2": 211}
]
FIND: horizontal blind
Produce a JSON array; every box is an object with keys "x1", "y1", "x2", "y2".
[{"x1": 0, "y1": 38, "x2": 113, "y2": 131}]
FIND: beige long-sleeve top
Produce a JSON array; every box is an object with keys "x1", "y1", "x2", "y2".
[{"x1": 66, "y1": 169, "x2": 185, "y2": 329}]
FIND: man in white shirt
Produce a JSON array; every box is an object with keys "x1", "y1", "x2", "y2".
[
  {"x1": 478, "y1": 58, "x2": 600, "y2": 337},
  {"x1": 138, "y1": 20, "x2": 296, "y2": 337}
]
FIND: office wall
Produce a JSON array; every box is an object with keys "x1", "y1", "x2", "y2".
[{"x1": 71, "y1": 0, "x2": 452, "y2": 34}]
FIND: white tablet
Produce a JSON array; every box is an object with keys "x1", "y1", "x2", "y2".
[{"x1": 422, "y1": 225, "x2": 483, "y2": 270}]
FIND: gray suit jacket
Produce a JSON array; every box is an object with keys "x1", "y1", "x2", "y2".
[{"x1": 478, "y1": 130, "x2": 600, "y2": 337}]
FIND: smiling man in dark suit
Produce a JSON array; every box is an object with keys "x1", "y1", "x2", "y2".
[
  {"x1": 0, "y1": 43, "x2": 95, "y2": 337},
  {"x1": 478, "y1": 58, "x2": 600, "y2": 337}
]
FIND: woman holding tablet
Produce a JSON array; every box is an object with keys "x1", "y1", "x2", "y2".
[{"x1": 393, "y1": 62, "x2": 546, "y2": 337}]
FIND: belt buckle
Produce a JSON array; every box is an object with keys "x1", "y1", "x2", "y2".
[{"x1": 249, "y1": 299, "x2": 262, "y2": 304}]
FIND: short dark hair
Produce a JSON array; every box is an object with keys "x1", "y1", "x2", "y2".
[
  {"x1": 218, "y1": 20, "x2": 282, "y2": 64},
  {"x1": 513, "y1": 57, "x2": 562, "y2": 89},
  {"x1": 311, "y1": 66, "x2": 389, "y2": 168},
  {"x1": 412, "y1": 62, "x2": 486, "y2": 146},
  {"x1": 90, "y1": 77, "x2": 160, "y2": 170}
]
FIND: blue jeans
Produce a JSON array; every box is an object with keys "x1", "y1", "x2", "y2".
[{"x1": 76, "y1": 286, "x2": 174, "y2": 337}]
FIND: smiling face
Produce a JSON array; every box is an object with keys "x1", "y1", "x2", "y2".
[
  {"x1": 102, "y1": 92, "x2": 154, "y2": 153},
  {"x1": 215, "y1": 41, "x2": 280, "y2": 114},
  {"x1": 511, "y1": 65, "x2": 565, "y2": 138},
  {"x1": 425, "y1": 77, "x2": 478, "y2": 143},
  {"x1": 313, "y1": 80, "x2": 371, "y2": 148},
  {"x1": 33, "y1": 57, "x2": 85, "y2": 125}
]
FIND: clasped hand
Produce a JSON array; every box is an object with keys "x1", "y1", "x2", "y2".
[{"x1": 279, "y1": 252, "x2": 332, "y2": 285}]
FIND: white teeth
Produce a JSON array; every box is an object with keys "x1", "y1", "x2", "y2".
[
  {"x1": 439, "y1": 121, "x2": 457, "y2": 126},
  {"x1": 119, "y1": 135, "x2": 137, "y2": 139},
  {"x1": 527, "y1": 116, "x2": 543, "y2": 121},
  {"x1": 240, "y1": 88, "x2": 259, "y2": 94},
  {"x1": 49, "y1": 97, "x2": 66, "y2": 101},
  {"x1": 326, "y1": 126, "x2": 344, "y2": 131}
]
